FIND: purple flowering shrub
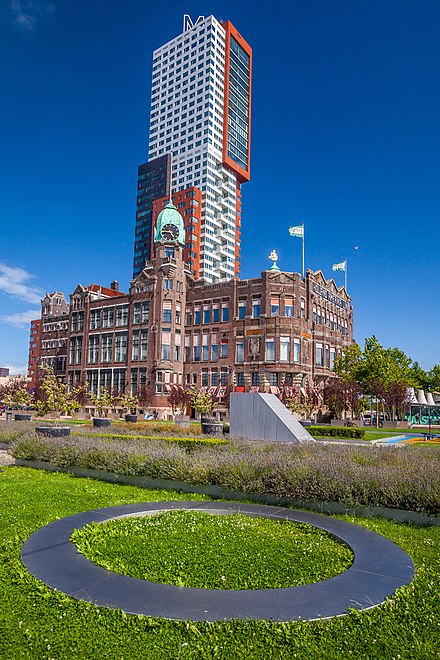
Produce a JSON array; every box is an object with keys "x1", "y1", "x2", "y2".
[{"x1": 10, "y1": 433, "x2": 440, "y2": 514}]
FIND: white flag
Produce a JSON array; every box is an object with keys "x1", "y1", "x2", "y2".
[
  {"x1": 332, "y1": 260, "x2": 346, "y2": 272},
  {"x1": 288, "y1": 225, "x2": 304, "y2": 238}
]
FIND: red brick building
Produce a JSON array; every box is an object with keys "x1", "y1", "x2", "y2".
[{"x1": 29, "y1": 203, "x2": 353, "y2": 418}]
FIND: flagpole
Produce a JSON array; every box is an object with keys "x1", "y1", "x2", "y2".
[
  {"x1": 345, "y1": 259, "x2": 348, "y2": 291},
  {"x1": 302, "y1": 223, "x2": 305, "y2": 278}
]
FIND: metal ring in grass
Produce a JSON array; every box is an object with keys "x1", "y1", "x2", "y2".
[{"x1": 21, "y1": 501, "x2": 414, "y2": 622}]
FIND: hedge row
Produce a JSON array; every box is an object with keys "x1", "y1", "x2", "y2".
[{"x1": 309, "y1": 426, "x2": 366, "y2": 439}]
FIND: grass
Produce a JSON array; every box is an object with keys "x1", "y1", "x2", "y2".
[
  {"x1": 0, "y1": 466, "x2": 439, "y2": 659},
  {"x1": 72, "y1": 510, "x2": 353, "y2": 589}
]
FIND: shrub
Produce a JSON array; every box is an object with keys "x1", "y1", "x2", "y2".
[
  {"x1": 309, "y1": 426, "x2": 365, "y2": 439},
  {"x1": 10, "y1": 433, "x2": 440, "y2": 514}
]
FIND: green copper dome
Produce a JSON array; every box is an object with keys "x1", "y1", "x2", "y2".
[{"x1": 154, "y1": 201, "x2": 185, "y2": 245}]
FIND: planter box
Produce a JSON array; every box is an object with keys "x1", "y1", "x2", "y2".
[
  {"x1": 14, "y1": 414, "x2": 32, "y2": 421},
  {"x1": 124, "y1": 414, "x2": 138, "y2": 423},
  {"x1": 175, "y1": 415, "x2": 190, "y2": 429},
  {"x1": 201, "y1": 421, "x2": 223, "y2": 435},
  {"x1": 383, "y1": 421, "x2": 409, "y2": 430},
  {"x1": 35, "y1": 426, "x2": 71, "y2": 437},
  {"x1": 93, "y1": 418, "x2": 111, "y2": 428},
  {"x1": 330, "y1": 419, "x2": 345, "y2": 426}
]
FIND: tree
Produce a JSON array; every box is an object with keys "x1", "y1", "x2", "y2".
[
  {"x1": 89, "y1": 387, "x2": 115, "y2": 418},
  {"x1": 324, "y1": 380, "x2": 348, "y2": 418},
  {"x1": 167, "y1": 385, "x2": 191, "y2": 415},
  {"x1": 373, "y1": 380, "x2": 414, "y2": 421},
  {"x1": 36, "y1": 366, "x2": 85, "y2": 421},
  {"x1": 118, "y1": 393, "x2": 139, "y2": 415},
  {"x1": 188, "y1": 387, "x2": 216, "y2": 417},
  {"x1": 0, "y1": 378, "x2": 32, "y2": 410},
  {"x1": 138, "y1": 383, "x2": 154, "y2": 408},
  {"x1": 285, "y1": 385, "x2": 319, "y2": 420}
]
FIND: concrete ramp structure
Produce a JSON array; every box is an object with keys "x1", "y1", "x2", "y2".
[{"x1": 230, "y1": 393, "x2": 315, "y2": 443}]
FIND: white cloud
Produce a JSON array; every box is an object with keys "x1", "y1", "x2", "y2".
[
  {"x1": 0, "y1": 263, "x2": 43, "y2": 304},
  {"x1": 0, "y1": 309, "x2": 40, "y2": 329},
  {"x1": 11, "y1": 0, "x2": 56, "y2": 32}
]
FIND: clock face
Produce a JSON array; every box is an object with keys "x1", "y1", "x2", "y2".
[{"x1": 161, "y1": 223, "x2": 179, "y2": 241}]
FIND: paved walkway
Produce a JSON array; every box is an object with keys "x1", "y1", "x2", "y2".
[{"x1": 21, "y1": 501, "x2": 414, "y2": 622}]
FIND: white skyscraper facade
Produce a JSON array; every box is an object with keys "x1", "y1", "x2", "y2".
[{"x1": 147, "y1": 15, "x2": 252, "y2": 282}]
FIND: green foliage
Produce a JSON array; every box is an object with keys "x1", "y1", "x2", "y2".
[
  {"x1": 0, "y1": 468, "x2": 439, "y2": 659},
  {"x1": 89, "y1": 387, "x2": 115, "y2": 417},
  {"x1": 309, "y1": 426, "x2": 365, "y2": 439},
  {"x1": 117, "y1": 393, "x2": 139, "y2": 414},
  {"x1": 188, "y1": 388, "x2": 216, "y2": 415},
  {"x1": 0, "y1": 378, "x2": 32, "y2": 410},
  {"x1": 36, "y1": 366, "x2": 84, "y2": 420},
  {"x1": 72, "y1": 511, "x2": 353, "y2": 589}
]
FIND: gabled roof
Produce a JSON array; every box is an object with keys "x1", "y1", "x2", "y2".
[{"x1": 86, "y1": 284, "x2": 123, "y2": 297}]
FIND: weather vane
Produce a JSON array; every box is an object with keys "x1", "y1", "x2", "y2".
[{"x1": 268, "y1": 250, "x2": 280, "y2": 271}]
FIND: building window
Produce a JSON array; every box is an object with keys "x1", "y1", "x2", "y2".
[
  {"x1": 115, "y1": 333, "x2": 127, "y2": 362},
  {"x1": 201, "y1": 333, "x2": 209, "y2": 360},
  {"x1": 89, "y1": 310, "x2": 100, "y2": 330},
  {"x1": 236, "y1": 372, "x2": 245, "y2": 386},
  {"x1": 211, "y1": 370, "x2": 219, "y2": 386},
  {"x1": 220, "y1": 339, "x2": 228, "y2": 358},
  {"x1": 101, "y1": 334, "x2": 113, "y2": 362},
  {"x1": 193, "y1": 333, "x2": 200, "y2": 361},
  {"x1": 300, "y1": 300, "x2": 305, "y2": 319},
  {"x1": 270, "y1": 296, "x2": 279, "y2": 317},
  {"x1": 238, "y1": 300, "x2": 246, "y2": 319},
  {"x1": 88, "y1": 335, "x2": 99, "y2": 363},
  {"x1": 102, "y1": 307, "x2": 114, "y2": 328},
  {"x1": 269, "y1": 372, "x2": 278, "y2": 386},
  {"x1": 176, "y1": 303, "x2": 181, "y2": 324},
  {"x1": 284, "y1": 297, "x2": 293, "y2": 317},
  {"x1": 140, "y1": 329, "x2": 148, "y2": 360},
  {"x1": 201, "y1": 369, "x2": 209, "y2": 387},
  {"x1": 163, "y1": 301, "x2": 172, "y2": 323},
  {"x1": 294, "y1": 339, "x2": 300, "y2": 363},
  {"x1": 265, "y1": 339, "x2": 275, "y2": 361},
  {"x1": 164, "y1": 279, "x2": 173, "y2": 290},
  {"x1": 236, "y1": 340, "x2": 244, "y2": 363},
  {"x1": 326, "y1": 344, "x2": 330, "y2": 368},
  {"x1": 315, "y1": 342, "x2": 323, "y2": 367},
  {"x1": 161, "y1": 330, "x2": 171, "y2": 361},
  {"x1": 132, "y1": 331, "x2": 139, "y2": 361},
  {"x1": 141, "y1": 302, "x2": 150, "y2": 323},
  {"x1": 280, "y1": 337, "x2": 290, "y2": 362},
  {"x1": 220, "y1": 368, "x2": 228, "y2": 386},
  {"x1": 211, "y1": 332, "x2": 218, "y2": 361},
  {"x1": 330, "y1": 348, "x2": 336, "y2": 369},
  {"x1": 252, "y1": 298, "x2": 261, "y2": 319},
  {"x1": 194, "y1": 304, "x2": 201, "y2": 324},
  {"x1": 222, "y1": 303, "x2": 229, "y2": 322},
  {"x1": 251, "y1": 372, "x2": 259, "y2": 386},
  {"x1": 174, "y1": 330, "x2": 181, "y2": 360},
  {"x1": 203, "y1": 305, "x2": 210, "y2": 324},
  {"x1": 116, "y1": 305, "x2": 128, "y2": 327},
  {"x1": 212, "y1": 304, "x2": 220, "y2": 322}
]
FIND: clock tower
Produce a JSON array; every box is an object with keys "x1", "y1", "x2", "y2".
[{"x1": 153, "y1": 200, "x2": 185, "y2": 246}]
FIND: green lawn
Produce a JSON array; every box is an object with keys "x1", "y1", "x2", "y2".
[
  {"x1": 73, "y1": 511, "x2": 352, "y2": 590},
  {"x1": 0, "y1": 466, "x2": 439, "y2": 659}
]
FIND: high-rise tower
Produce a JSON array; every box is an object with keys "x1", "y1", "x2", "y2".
[{"x1": 135, "y1": 15, "x2": 252, "y2": 283}]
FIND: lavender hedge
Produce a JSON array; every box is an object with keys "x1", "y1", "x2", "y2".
[{"x1": 10, "y1": 432, "x2": 440, "y2": 514}]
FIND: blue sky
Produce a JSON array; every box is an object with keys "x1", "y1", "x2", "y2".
[{"x1": 1, "y1": 0, "x2": 439, "y2": 373}]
